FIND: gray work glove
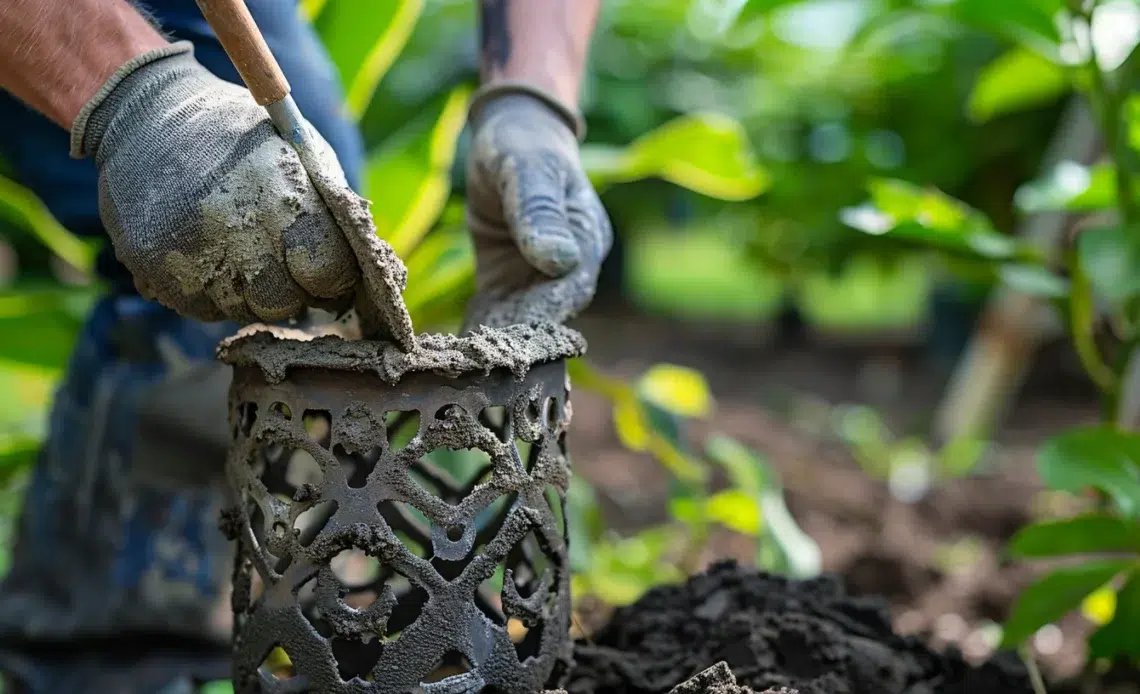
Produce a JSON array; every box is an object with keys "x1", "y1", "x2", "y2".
[
  {"x1": 71, "y1": 42, "x2": 359, "y2": 324},
  {"x1": 462, "y1": 87, "x2": 613, "y2": 331}
]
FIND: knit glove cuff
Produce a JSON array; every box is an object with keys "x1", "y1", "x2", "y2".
[
  {"x1": 70, "y1": 41, "x2": 195, "y2": 159},
  {"x1": 468, "y1": 80, "x2": 586, "y2": 141}
]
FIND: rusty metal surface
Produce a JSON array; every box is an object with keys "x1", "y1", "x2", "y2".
[{"x1": 222, "y1": 356, "x2": 574, "y2": 693}]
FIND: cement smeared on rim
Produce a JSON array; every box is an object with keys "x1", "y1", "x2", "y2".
[{"x1": 216, "y1": 321, "x2": 587, "y2": 384}]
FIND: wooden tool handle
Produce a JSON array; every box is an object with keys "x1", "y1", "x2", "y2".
[{"x1": 194, "y1": 0, "x2": 290, "y2": 105}]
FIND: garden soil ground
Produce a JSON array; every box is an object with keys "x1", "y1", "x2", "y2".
[
  {"x1": 562, "y1": 307, "x2": 1115, "y2": 691},
  {"x1": 564, "y1": 561, "x2": 1034, "y2": 694}
]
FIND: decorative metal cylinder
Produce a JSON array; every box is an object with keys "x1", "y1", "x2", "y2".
[{"x1": 216, "y1": 323, "x2": 586, "y2": 694}]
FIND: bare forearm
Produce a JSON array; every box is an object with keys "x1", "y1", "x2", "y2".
[
  {"x1": 478, "y1": 0, "x2": 600, "y2": 108},
  {"x1": 0, "y1": 0, "x2": 167, "y2": 129}
]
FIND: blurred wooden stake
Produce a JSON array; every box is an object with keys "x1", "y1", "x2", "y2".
[
  {"x1": 934, "y1": 293, "x2": 1052, "y2": 440},
  {"x1": 933, "y1": 99, "x2": 1100, "y2": 442}
]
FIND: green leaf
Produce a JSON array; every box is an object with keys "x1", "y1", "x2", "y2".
[
  {"x1": 841, "y1": 179, "x2": 1040, "y2": 263},
  {"x1": 403, "y1": 225, "x2": 464, "y2": 285},
  {"x1": 313, "y1": 0, "x2": 425, "y2": 120},
  {"x1": 936, "y1": 435, "x2": 990, "y2": 478},
  {"x1": 1077, "y1": 225, "x2": 1140, "y2": 306},
  {"x1": 1126, "y1": 94, "x2": 1140, "y2": 152},
  {"x1": 0, "y1": 435, "x2": 38, "y2": 462},
  {"x1": 582, "y1": 112, "x2": 770, "y2": 201},
  {"x1": 644, "y1": 398, "x2": 687, "y2": 451},
  {"x1": 705, "y1": 489, "x2": 764, "y2": 536},
  {"x1": 298, "y1": 0, "x2": 330, "y2": 22},
  {"x1": 612, "y1": 396, "x2": 651, "y2": 452},
  {"x1": 264, "y1": 647, "x2": 292, "y2": 674},
  {"x1": 403, "y1": 227, "x2": 474, "y2": 323},
  {"x1": 1016, "y1": 161, "x2": 1117, "y2": 213},
  {"x1": 574, "y1": 526, "x2": 683, "y2": 606},
  {"x1": 1010, "y1": 514, "x2": 1140, "y2": 558},
  {"x1": 758, "y1": 486, "x2": 822, "y2": 579},
  {"x1": 1069, "y1": 258, "x2": 1117, "y2": 391},
  {"x1": 705, "y1": 434, "x2": 770, "y2": 494},
  {"x1": 736, "y1": 0, "x2": 816, "y2": 19},
  {"x1": 704, "y1": 435, "x2": 821, "y2": 578},
  {"x1": 565, "y1": 475, "x2": 600, "y2": 572},
  {"x1": 967, "y1": 47, "x2": 1070, "y2": 123},
  {"x1": 0, "y1": 359, "x2": 57, "y2": 438},
  {"x1": 636, "y1": 364, "x2": 714, "y2": 418},
  {"x1": 997, "y1": 264, "x2": 1069, "y2": 298},
  {"x1": 0, "y1": 175, "x2": 96, "y2": 275},
  {"x1": 1082, "y1": 584, "x2": 1118, "y2": 626},
  {"x1": 1089, "y1": 568, "x2": 1140, "y2": 660},
  {"x1": 570, "y1": 359, "x2": 707, "y2": 485},
  {"x1": 567, "y1": 357, "x2": 625, "y2": 400},
  {"x1": 365, "y1": 84, "x2": 472, "y2": 258},
  {"x1": 953, "y1": 0, "x2": 1064, "y2": 56},
  {"x1": 847, "y1": 9, "x2": 960, "y2": 56},
  {"x1": 1001, "y1": 559, "x2": 1134, "y2": 648},
  {"x1": 0, "y1": 284, "x2": 95, "y2": 320},
  {"x1": 0, "y1": 309, "x2": 83, "y2": 371},
  {"x1": 578, "y1": 571, "x2": 648, "y2": 606},
  {"x1": 1038, "y1": 427, "x2": 1140, "y2": 517},
  {"x1": 0, "y1": 434, "x2": 39, "y2": 487},
  {"x1": 1059, "y1": 164, "x2": 1116, "y2": 210},
  {"x1": 868, "y1": 179, "x2": 978, "y2": 235},
  {"x1": 199, "y1": 681, "x2": 235, "y2": 694},
  {"x1": 668, "y1": 496, "x2": 704, "y2": 526},
  {"x1": 649, "y1": 439, "x2": 709, "y2": 487}
]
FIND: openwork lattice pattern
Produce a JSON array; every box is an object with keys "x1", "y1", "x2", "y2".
[{"x1": 221, "y1": 351, "x2": 574, "y2": 693}]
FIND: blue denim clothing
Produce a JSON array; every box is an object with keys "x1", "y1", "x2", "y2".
[
  {"x1": 0, "y1": 296, "x2": 238, "y2": 642},
  {"x1": 0, "y1": 1, "x2": 363, "y2": 691}
]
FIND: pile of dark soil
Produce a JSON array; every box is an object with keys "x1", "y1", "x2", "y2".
[{"x1": 564, "y1": 561, "x2": 1033, "y2": 694}]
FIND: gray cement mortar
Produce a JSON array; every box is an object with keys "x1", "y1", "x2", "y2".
[{"x1": 216, "y1": 321, "x2": 587, "y2": 385}]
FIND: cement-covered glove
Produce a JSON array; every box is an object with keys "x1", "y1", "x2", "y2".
[
  {"x1": 462, "y1": 88, "x2": 613, "y2": 330},
  {"x1": 71, "y1": 42, "x2": 359, "y2": 324}
]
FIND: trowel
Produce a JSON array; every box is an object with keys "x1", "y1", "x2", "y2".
[{"x1": 193, "y1": 0, "x2": 416, "y2": 352}]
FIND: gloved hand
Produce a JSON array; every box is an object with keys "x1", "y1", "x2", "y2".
[
  {"x1": 462, "y1": 87, "x2": 613, "y2": 331},
  {"x1": 71, "y1": 42, "x2": 359, "y2": 324}
]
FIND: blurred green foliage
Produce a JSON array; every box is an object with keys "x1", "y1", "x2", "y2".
[
  {"x1": 1003, "y1": 427, "x2": 1140, "y2": 662},
  {"x1": 569, "y1": 358, "x2": 821, "y2": 606},
  {"x1": 833, "y1": 0, "x2": 1140, "y2": 669}
]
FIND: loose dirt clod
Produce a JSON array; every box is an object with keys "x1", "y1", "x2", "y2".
[
  {"x1": 667, "y1": 662, "x2": 798, "y2": 694},
  {"x1": 566, "y1": 561, "x2": 1033, "y2": 694}
]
